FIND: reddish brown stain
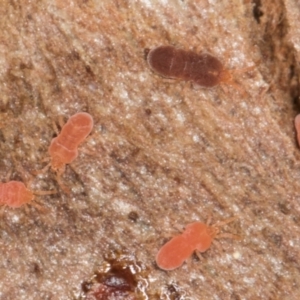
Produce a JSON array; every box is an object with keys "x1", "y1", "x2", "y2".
[{"x1": 79, "y1": 254, "x2": 148, "y2": 300}]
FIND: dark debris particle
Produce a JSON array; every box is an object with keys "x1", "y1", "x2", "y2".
[
  {"x1": 143, "y1": 48, "x2": 150, "y2": 61},
  {"x1": 277, "y1": 201, "x2": 290, "y2": 215},
  {"x1": 252, "y1": 0, "x2": 263, "y2": 23},
  {"x1": 191, "y1": 251, "x2": 200, "y2": 262},
  {"x1": 128, "y1": 211, "x2": 139, "y2": 222},
  {"x1": 173, "y1": 176, "x2": 181, "y2": 184},
  {"x1": 85, "y1": 65, "x2": 94, "y2": 75},
  {"x1": 165, "y1": 283, "x2": 185, "y2": 300},
  {"x1": 145, "y1": 108, "x2": 152, "y2": 116},
  {"x1": 81, "y1": 280, "x2": 93, "y2": 294},
  {"x1": 231, "y1": 292, "x2": 242, "y2": 300},
  {"x1": 30, "y1": 262, "x2": 42, "y2": 277},
  {"x1": 0, "y1": 130, "x2": 5, "y2": 142},
  {"x1": 262, "y1": 227, "x2": 282, "y2": 247}
]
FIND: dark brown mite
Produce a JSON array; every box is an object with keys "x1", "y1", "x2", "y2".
[{"x1": 146, "y1": 45, "x2": 244, "y2": 88}]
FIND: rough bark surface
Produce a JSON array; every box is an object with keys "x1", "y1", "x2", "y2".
[{"x1": 0, "y1": 0, "x2": 300, "y2": 299}]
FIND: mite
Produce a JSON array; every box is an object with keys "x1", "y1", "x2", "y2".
[
  {"x1": 48, "y1": 112, "x2": 94, "y2": 177},
  {"x1": 0, "y1": 181, "x2": 34, "y2": 208},
  {"x1": 146, "y1": 45, "x2": 252, "y2": 89},
  {"x1": 38, "y1": 112, "x2": 93, "y2": 193},
  {"x1": 156, "y1": 217, "x2": 239, "y2": 271},
  {"x1": 295, "y1": 114, "x2": 300, "y2": 147},
  {"x1": 0, "y1": 181, "x2": 54, "y2": 208}
]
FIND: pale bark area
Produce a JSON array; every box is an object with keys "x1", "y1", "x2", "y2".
[{"x1": 0, "y1": 0, "x2": 299, "y2": 299}]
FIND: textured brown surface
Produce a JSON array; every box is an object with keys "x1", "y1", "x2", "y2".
[{"x1": 0, "y1": 1, "x2": 300, "y2": 299}]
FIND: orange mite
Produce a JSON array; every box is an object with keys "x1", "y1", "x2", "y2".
[
  {"x1": 147, "y1": 45, "x2": 252, "y2": 89},
  {"x1": 0, "y1": 181, "x2": 36, "y2": 208},
  {"x1": 295, "y1": 114, "x2": 300, "y2": 147},
  {"x1": 48, "y1": 112, "x2": 94, "y2": 177},
  {"x1": 156, "y1": 217, "x2": 238, "y2": 271}
]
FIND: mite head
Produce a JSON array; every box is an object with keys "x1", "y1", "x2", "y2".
[
  {"x1": 184, "y1": 222, "x2": 214, "y2": 252},
  {"x1": 218, "y1": 69, "x2": 233, "y2": 85},
  {"x1": 51, "y1": 156, "x2": 65, "y2": 176},
  {"x1": 206, "y1": 225, "x2": 220, "y2": 240},
  {"x1": 16, "y1": 189, "x2": 35, "y2": 208},
  {"x1": 218, "y1": 64, "x2": 255, "y2": 94}
]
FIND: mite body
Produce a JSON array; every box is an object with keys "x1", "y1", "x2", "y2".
[
  {"x1": 156, "y1": 218, "x2": 238, "y2": 271},
  {"x1": 147, "y1": 45, "x2": 248, "y2": 88},
  {"x1": 295, "y1": 114, "x2": 300, "y2": 147},
  {"x1": 49, "y1": 112, "x2": 94, "y2": 176},
  {"x1": 0, "y1": 181, "x2": 34, "y2": 208}
]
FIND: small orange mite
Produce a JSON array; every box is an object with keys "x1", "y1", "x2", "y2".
[
  {"x1": 156, "y1": 217, "x2": 239, "y2": 271},
  {"x1": 0, "y1": 181, "x2": 51, "y2": 208},
  {"x1": 37, "y1": 112, "x2": 94, "y2": 193},
  {"x1": 49, "y1": 112, "x2": 94, "y2": 177},
  {"x1": 295, "y1": 114, "x2": 300, "y2": 147},
  {"x1": 0, "y1": 181, "x2": 34, "y2": 208},
  {"x1": 147, "y1": 45, "x2": 253, "y2": 89}
]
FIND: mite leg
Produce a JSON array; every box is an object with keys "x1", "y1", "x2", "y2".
[
  {"x1": 212, "y1": 239, "x2": 223, "y2": 252},
  {"x1": 33, "y1": 190, "x2": 57, "y2": 196},
  {"x1": 174, "y1": 223, "x2": 185, "y2": 234},
  {"x1": 32, "y1": 161, "x2": 51, "y2": 176},
  {"x1": 215, "y1": 232, "x2": 241, "y2": 240},
  {"x1": 227, "y1": 65, "x2": 256, "y2": 96},
  {"x1": 212, "y1": 216, "x2": 239, "y2": 228},
  {"x1": 185, "y1": 254, "x2": 193, "y2": 269},
  {"x1": 194, "y1": 250, "x2": 204, "y2": 261},
  {"x1": 55, "y1": 170, "x2": 71, "y2": 194},
  {"x1": 205, "y1": 215, "x2": 212, "y2": 226},
  {"x1": 232, "y1": 64, "x2": 256, "y2": 75},
  {"x1": 58, "y1": 115, "x2": 66, "y2": 129},
  {"x1": 51, "y1": 115, "x2": 66, "y2": 135},
  {"x1": 31, "y1": 202, "x2": 47, "y2": 213},
  {"x1": 221, "y1": 80, "x2": 246, "y2": 96},
  {"x1": 11, "y1": 155, "x2": 33, "y2": 184}
]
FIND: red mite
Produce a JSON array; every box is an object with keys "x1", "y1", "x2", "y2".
[
  {"x1": 38, "y1": 112, "x2": 93, "y2": 193},
  {"x1": 295, "y1": 114, "x2": 300, "y2": 147},
  {"x1": 0, "y1": 181, "x2": 34, "y2": 208},
  {"x1": 156, "y1": 217, "x2": 239, "y2": 271},
  {"x1": 0, "y1": 181, "x2": 55, "y2": 208},
  {"x1": 147, "y1": 45, "x2": 252, "y2": 89},
  {"x1": 49, "y1": 112, "x2": 94, "y2": 177}
]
